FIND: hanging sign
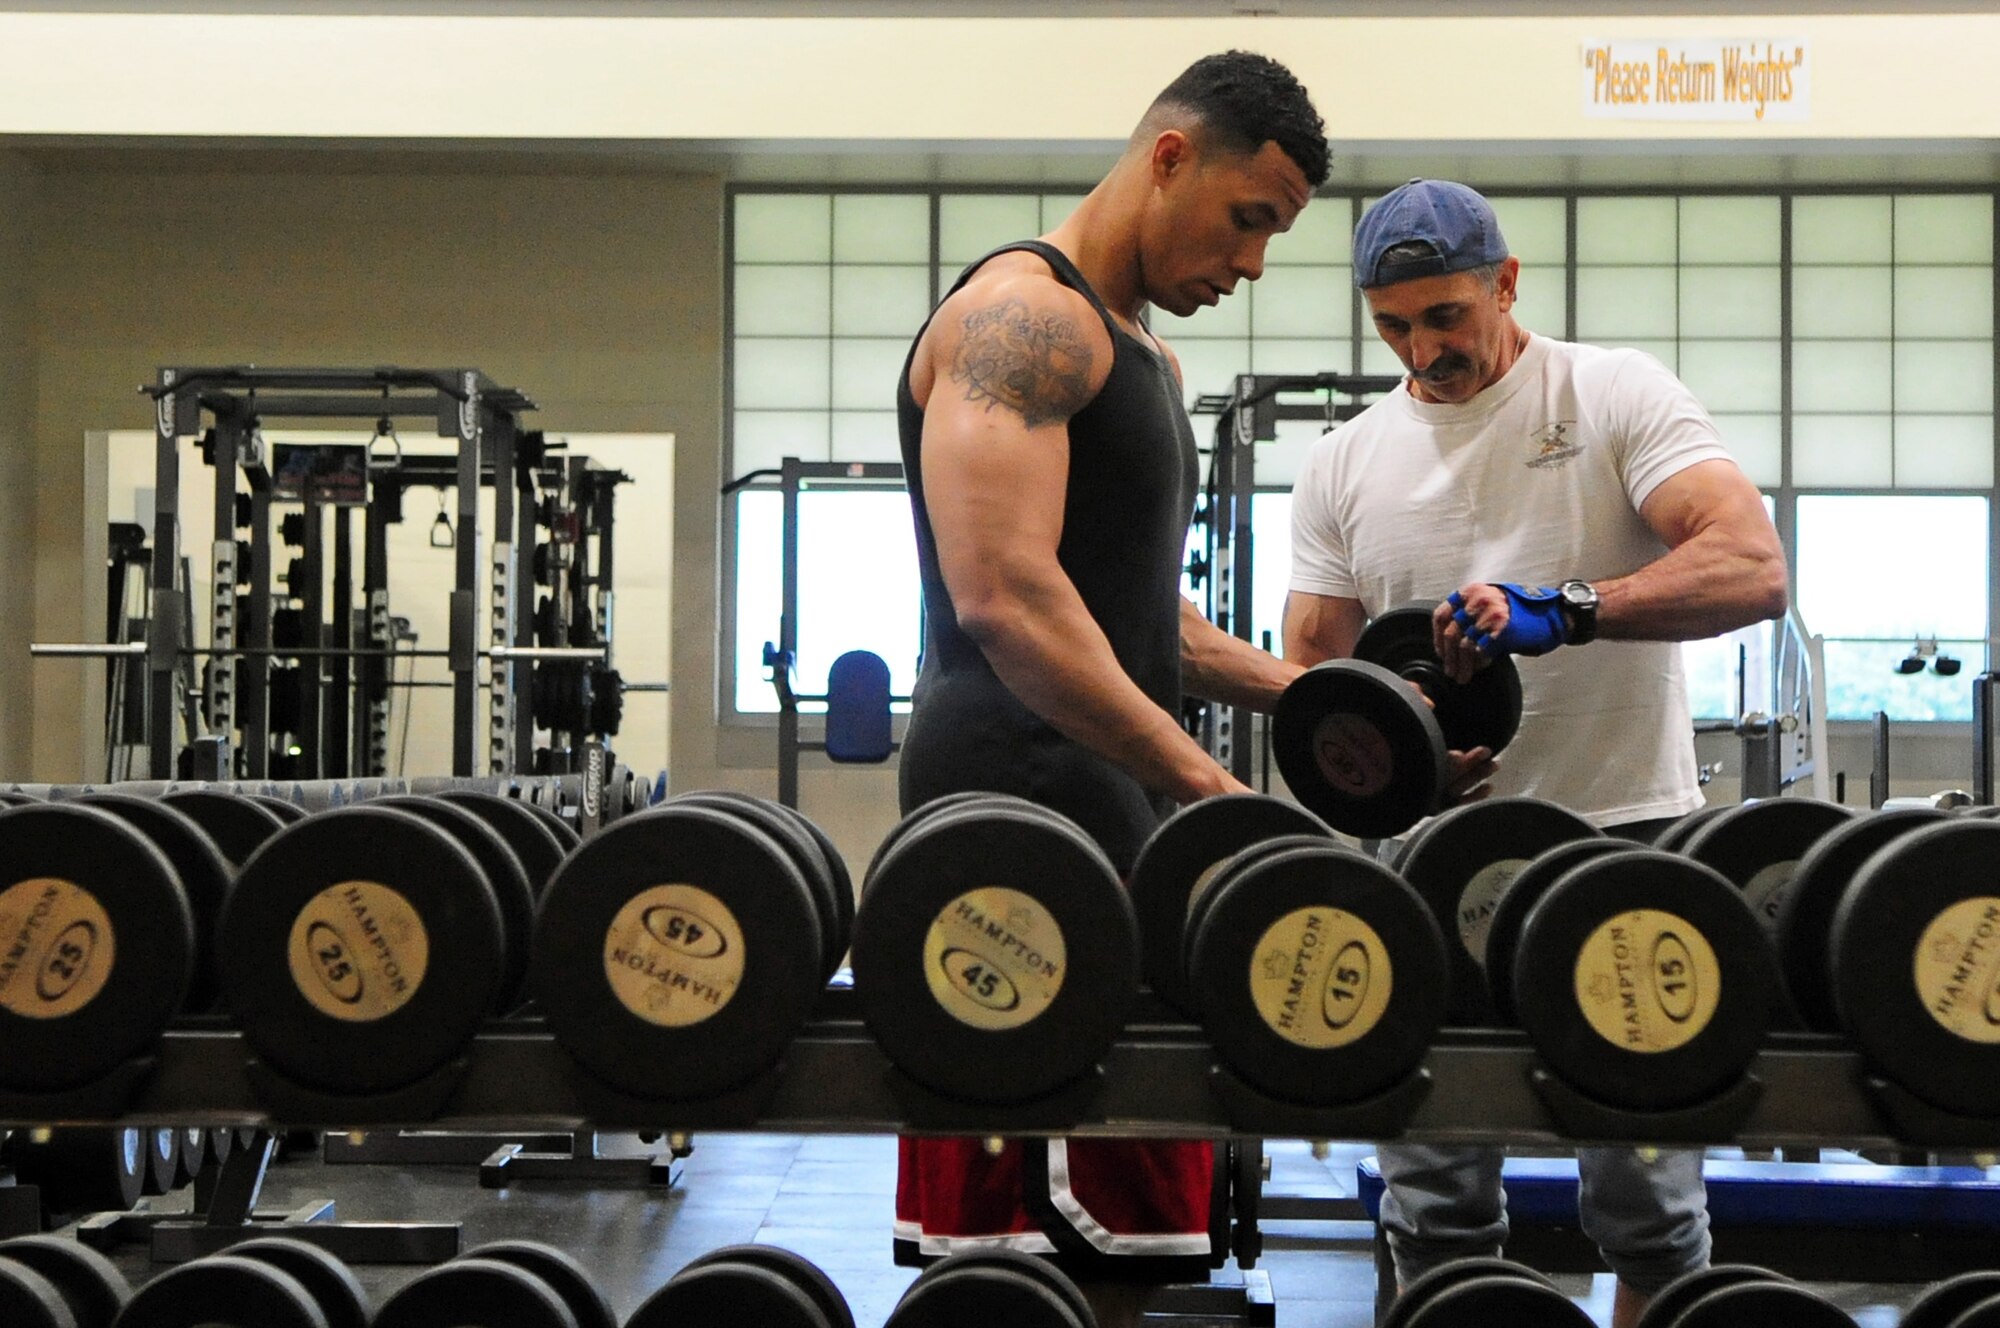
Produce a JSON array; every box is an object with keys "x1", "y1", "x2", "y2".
[{"x1": 1581, "y1": 38, "x2": 1810, "y2": 123}]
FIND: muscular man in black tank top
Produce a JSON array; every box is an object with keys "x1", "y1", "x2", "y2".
[{"x1": 890, "y1": 54, "x2": 1328, "y2": 1328}]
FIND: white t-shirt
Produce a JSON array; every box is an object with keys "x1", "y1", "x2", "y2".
[{"x1": 1289, "y1": 333, "x2": 1736, "y2": 826}]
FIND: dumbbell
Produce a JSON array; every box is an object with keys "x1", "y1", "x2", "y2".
[
  {"x1": 1512, "y1": 848, "x2": 1780, "y2": 1112},
  {"x1": 665, "y1": 790, "x2": 854, "y2": 983},
  {"x1": 1481, "y1": 838, "x2": 1630, "y2": 1027},
  {"x1": 110, "y1": 1238, "x2": 370, "y2": 1328},
  {"x1": 885, "y1": 1249, "x2": 1095, "y2": 1328},
  {"x1": 533, "y1": 800, "x2": 826, "y2": 1101},
  {"x1": 453, "y1": 1242, "x2": 617, "y2": 1328},
  {"x1": 1902, "y1": 1272, "x2": 2000, "y2": 1328},
  {"x1": 1273, "y1": 605, "x2": 1524, "y2": 839},
  {"x1": 1382, "y1": 1256, "x2": 1592, "y2": 1327},
  {"x1": 3, "y1": 1128, "x2": 146, "y2": 1218},
  {"x1": 217, "y1": 804, "x2": 506, "y2": 1097},
  {"x1": 1185, "y1": 834, "x2": 1447, "y2": 1108},
  {"x1": 1128, "y1": 792, "x2": 1337, "y2": 1017},
  {"x1": 371, "y1": 1249, "x2": 600, "y2": 1328},
  {"x1": 68, "y1": 792, "x2": 233, "y2": 1013},
  {"x1": 158, "y1": 789, "x2": 290, "y2": 868},
  {"x1": 368, "y1": 794, "x2": 536, "y2": 1012},
  {"x1": 1634, "y1": 1264, "x2": 1856, "y2": 1327},
  {"x1": 1390, "y1": 796, "x2": 1604, "y2": 1025},
  {"x1": 1652, "y1": 803, "x2": 1737, "y2": 854},
  {"x1": 627, "y1": 1244, "x2": 854, "y2": 1328},
  {"x1": 434, "y1": 789, "x2": 569, "y2": 899},
  {"x1": 1676, "y1": 798, "x2": 1858, "y2": 931},
  {"x1": 0, "y1": 1235, "x2": 131, "y2": 1327},
  {"x1": 139, "y1": 1127, "x2": 179, "y2": 1198},
  {"x1": 851, "y1": 797, "x2": 1139, "y2": 1105}
]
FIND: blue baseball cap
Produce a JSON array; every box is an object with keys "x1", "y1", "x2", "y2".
[{"x1": 1353, "y1": 179, "x2": 1510, "y2": 289}]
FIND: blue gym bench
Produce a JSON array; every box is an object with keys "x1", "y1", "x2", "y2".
[{"x1": 1357, "y1": 1155, "x2": 2000, "y2": 1322}]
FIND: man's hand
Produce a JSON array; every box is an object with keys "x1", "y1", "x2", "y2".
[
  {"x1": 1432, "y1": 584, "x2": 1570, "y2": 682},
  {"x1": 1443, "y1": 745, "x2": 1499, "y2": 806}
]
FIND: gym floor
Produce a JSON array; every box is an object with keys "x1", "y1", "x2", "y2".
[{"x1": 58, "y1": 1135, "x2": 1930, "y2": 1326}]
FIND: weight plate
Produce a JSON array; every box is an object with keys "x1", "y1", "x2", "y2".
[
  {"x1": 1774, "y1": 808, "x2": 1947, "y2": 1032},
  {"x1": 159, "y1": 790, "x2": 287, "y2": 868},
  {"x1": 1188, "y1": 840, "x2": 1447, "y2": 1107},
  {"x1": 177, "y1": 1126, "x2": 206, "y2": 1187},
  {"x1": 217, "y1": 806, "x2": 504, "y2": 1095},
  {"x1": 1395, "y1": 796, "x2": 1603, "y2": 1025},
  {"x1": 1900, "y1": 1271, "x2": 2000, "y2": 1328},
  {"x1": 71, "y1": 793, "x2": 233, "y2": 1013},
  {"x1": 1946, "y1": 1294, "x2": 2000, "y2": 1328},
  {"x1": 111, "y1": 1255, "x2": 332, "y2": 1328},
  {"x1": 533, "y1": 804, "x2": 824, "y2": 1101},
  {"x1": 1513, "y1": 849, "x2": 1779, "y2": 1111},
  {"x1": 463, "y1": 1241, "x2": 615, "y2": 1328},
  {"x1": 1402, "y1": 1274, "x2": 1594, "y2": 1327},
  {"x1": 1672, "y1": 1279, "x2": 1856, "y2": 1326},
  {"x1": 14, "y1": 1128, "x2": 145, "y2": 1216},
  {"x1": 1379, "y1": 1256, "x2": 1558, "y2": 1328},
  {"x1": 229, "y1": 1238, "x2": 371, "y2": 1328},
  {"x1": 244, "y1": 795, "x2": 309, "y2": 825},
  {"x1": 0, "y1": 1256, "x2": 76, "y2": 1328},
  {"x1": 372, "y1": 796, "x2": 536, "y2": 1012},
  {"x1": 772, "y1": 803, "x2": 855, "y2": 964},
  {"x1": 668, "y1": 792, "x2": 844, "y2": 983},
  {"x1": 1680, "y1": 798, "x2": 1859, "y2": 929},
  {"x1": 1273, "y1": 658, "x2": 1449, "y2": 840},
  {"x1": 915, "y1": 1250, "x2": 1090, "y2": 1328},
  {"x1": 1484, "y1": 839, "x2": 1631, "y2": 1027},
  {"x1": 679, "y1": 1245, "x2": 855, "y2": 1328},
  {"x1": 372, "y1": 1258, "x2": 579, "y2": 1328},
  {"x1": 0, "y1": 804, "x2": 194, "y2": 1093},
  {"x1": 888, "y1": 1264, "x2": 1082, "y2": 1328},
  {"x1": 852, "y1": 802, "x2": 1138, "y2": 1105},
  {"x1": 1653, "y1": 803, "x2": 1736, "y2": 855},
  {"x1": 1633, "y1": 1265, "x2": 1787, "y2": 1328},
  {"x1": 627, "y1": 1260, "x2": 830, "y2": 1328},
  {"x1": 1182, "y1": 834, "x2": 1361, "y2": 1010},
  {"x1": 0, "y1": 1234, "x2": 131, "y2": 1326},
  {"x1": 864, "y1": 792, "x2": 1045, "y2": 886},
  {"x1": 141, "y1": 1127, "x2": 178, "y2": 1197},
  {"x1": 1130, "y1": 794, "x2": 1335, "y2": 1017},
  {"x1": 1353, "y1": 605, "x2": 1525, "y2": 757},
  {"x1": 1830, "y1": 820, "x2": 2000, "y2": 1118},
  {"x1": 435, "y1": 791, "x2": 569, "y2": 900}
]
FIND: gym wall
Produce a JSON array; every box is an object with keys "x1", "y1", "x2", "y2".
[{"x1": 0, "y1": 151, "x2": 31, "y2": 780}]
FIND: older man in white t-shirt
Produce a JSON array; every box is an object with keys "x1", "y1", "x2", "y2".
[{"x1": 1284, "y1": 179, "x2": 1787, "y2": 1328}]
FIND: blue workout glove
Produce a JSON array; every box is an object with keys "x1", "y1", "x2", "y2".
[{"x1": 1448, "y1": 584, "x2": 1569, "y2": 658}]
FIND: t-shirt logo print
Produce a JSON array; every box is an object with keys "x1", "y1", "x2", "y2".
[{"x1": 1525, "y1": 421, "x2": 1584, "y2": 470}]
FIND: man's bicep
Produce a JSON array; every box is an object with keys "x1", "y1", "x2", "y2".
[
  {"x1": 1637, "y1": 457, "x2": 1778, "y2": 551},
  {"x1": 920, "y1": 392, "x2": 1071, "y2": 597},
  {"x1": 1283, "y1": 592, "x2": 1367, "y2": 666}
]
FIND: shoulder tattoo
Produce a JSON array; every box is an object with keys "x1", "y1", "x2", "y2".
[{"x1": 950, "y1": 298, "x2": 1095, "y2": 429}]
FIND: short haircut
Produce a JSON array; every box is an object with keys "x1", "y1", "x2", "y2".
[{"x1": 1147, "y1": 51, "x2": 1330, "y2": 188}]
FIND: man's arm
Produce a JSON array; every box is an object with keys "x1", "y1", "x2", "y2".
[
  {"x1": 920, "y1": 273, "x2": 1245, "y2": 802},
  {"x1": 1181, "y1": 598, "x2": 1301, "y2": 712}
]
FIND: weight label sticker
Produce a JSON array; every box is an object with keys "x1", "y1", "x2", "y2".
[
  {"x1": 923, "y1": 887, "x2": 1066, "y2": 1031},
  {"x1": 287, "y1": 881, "x2": 430, "y2": 1023},
  {"x1": 1574, "y1": 909, "x2": 1719, "y2": 1053},
  {"x1": 0, "y1": 878, "x2": 116, "y2": 1020},
  {"x1": 604, "y1": 884, "x2": 744, "y2": 1028},
  {"x1": 1311, "y1": 713, "x2": 1396, "y2": 799},
  {"x1": 1742, "y1": 859, "x2": 1799, "y2": 924},
  {"x1": 1250, "y1": 907, "x2": 1392, "y2": 1049},
  {"x1": 1458, "y1": 859, "x2": 1529, "y2": 964},
  {"x1": 1913, "y1": 897, "x2": 2000, "y2": 1045}
]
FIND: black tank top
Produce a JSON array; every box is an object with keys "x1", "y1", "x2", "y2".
[{"x1": 894, "y1": 241, "x2": 1199, "y2": 875}]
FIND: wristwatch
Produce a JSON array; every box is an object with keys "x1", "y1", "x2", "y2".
[{"x1": 1558, "y1": 579, "x2": 1600, "y2": 645}]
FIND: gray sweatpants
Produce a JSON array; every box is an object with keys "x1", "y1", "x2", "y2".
[{"x1": 1375, "y1": 1144, "x2": 1711, "y2": 1295}]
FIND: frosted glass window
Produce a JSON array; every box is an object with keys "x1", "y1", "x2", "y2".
[
  {"x1": 1709, "y1": 413, "x2": 1782, "y2": 486},
  {"x1": 831, "y1": 411, "x2": 902, "y2": 463},
  {"x1": 1798, "y1": 495, "x2": 1986, "y2": 638},
  {"x1": 1896, "y1": 194, "x2": 1993, "y2": 264},
  {"x1": 1894, "y1": 340, "x2": 1994, "y2": 414},
  {"x1": 1680, "y1": 341, "x2": 1781, "y2": 413},
  {"x1": 1171, "y1": 339, "x2": 1254, "y2": 404},
  {"x1": 1250, "y1": 339, "x2": 1350, "y2": 377},
  {"x1": 1792, "y1": 267, "x2": 1892, "y2": 337},
  {"x1": 1040, "y1": 195, "x2": 1088, "y2": 228},
  {"x1": 1267, "y1": 201, "x2": 1352, "y2": 266},
  {"x1": 1895, "y1": 413, "x2": 1994, "y2": 488},
  {"x1": 1576, "y1": 267, "x2": 1678, "y2": 339},
  {"x1": 830, "y1": 339, "x2": 911, "y2": 412},
  {"x1": 1679, "y1": 267, "x2": 1781, "y2": 339},
  {"x1": 1257, "y1": 421, "x2": 1333, "y2": 490},
  {"x1": 1792, "y1": 414, "x2": 1892, "y2": 486},
  {"x1": 736, "y1": 194, "x2": 830, "y2": 263},
  {"x1": 1360, "y1": 336, "x2": 1407, "y2": 378},
  {"x1": 833, "y1": 195, "x2": 929, "y2": 263},
  {"x1": 832, "y1": 265, "x2": 931, "y2": 337},
  {"x1": 1489, "y1": 197, "x2": 1566, "y2": 265},
  {"x1": 1679, "y1": 197, "x2": 1781, "y2": 264},
  {"x1": 1577, "y1": 198, "x2": 1677, "y2": 263},
  {"x1": 734, "y1": 411, "x2": 831, "y2": 475},
  {"x1": 1895, "y1": 267, "x2": 1993, "y2": 339},
  {"x1": 734, "y1": 266, "x2": 831, "y2": 336},
  {"x1": 1151, "y1": 293, "x2": 1251, "y2": 340},
  {"x1": 1250, "y1": 268, "x2": 1345, "y2": 338},
  {"x1": 1793, "y1": 341, "x2": 1893, "y2": 413},
  {"x1": 1794, "y1": 196, "x2": 1891, "y2": 264},
  {"x1": 1250, "y1": 490, "x2": 1296, "y2": 650},
  {"x1": 735, "y1": 338, "x2": 831, "y2": 409},
  {"x1": 1511, "y1": 266, "x2": 1565, "y2": 339},
  {"x1": 939, "y1": 195, "x2": 1039, "y2": 264}
]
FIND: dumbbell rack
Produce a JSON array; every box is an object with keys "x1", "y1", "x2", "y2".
[{"x1": 3, "y1": 989, "x2": 1989, "y2": 1151}]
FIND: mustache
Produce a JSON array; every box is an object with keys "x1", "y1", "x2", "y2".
[{"x1": 1413, "y1": 355, "x2": 1471, "y2": 383}]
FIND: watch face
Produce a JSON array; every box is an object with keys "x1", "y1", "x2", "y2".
[{"x1": 1562, "y1": 582, "x2": 1597, "y2": 609}]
